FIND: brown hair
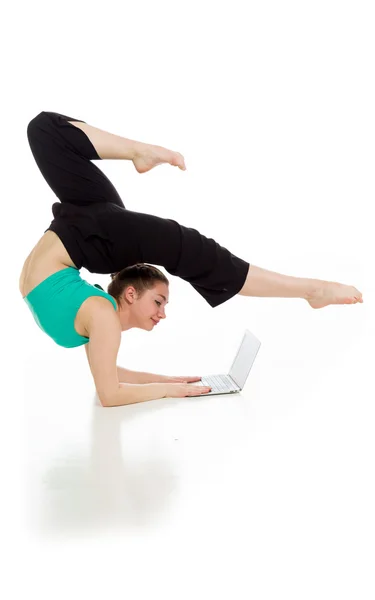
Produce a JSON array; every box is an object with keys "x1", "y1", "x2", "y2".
[{"x1": 107, "y1": 263, "x2": 169, "y2": 309}]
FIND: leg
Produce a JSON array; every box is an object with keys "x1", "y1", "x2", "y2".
[
  {"x1": 101, "y1": 207, "x2": 250, "y2": 301},
  {"x1": 65, "y1": 120, "x2": 186, "y2": 172},
  {"x1": 27, "y1": 111, "x2": 126, "y2": 207},
  {"x1": 27, "y1": 110, "x2": 185, "y2": 205},
  {"x1": 238, "y1": 265, "x2": 319, "y2": 299},
  {"x1": 238, "y1": 264, "x2": 363, "y2": 308},
  {"x1": 69, "y1": 201, "x2": 250, "y2": 308}
]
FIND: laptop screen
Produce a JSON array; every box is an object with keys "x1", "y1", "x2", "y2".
[{"x1": 229, "y1": 330, "x2": 261, "y2": 388}]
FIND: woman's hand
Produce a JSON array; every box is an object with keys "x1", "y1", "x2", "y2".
[
  {"x1": 163, "y1": 382, "x2": 212, "y2": 398},
  {"x1": 166, "y1": 376, "x2": 203, "y2": 384},
  {"x1": 161, "y1": 376, "x2": 212, "y2": 397}
]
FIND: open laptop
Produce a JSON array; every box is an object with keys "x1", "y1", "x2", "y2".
[{"x1": 188, "y1": 329, "x2": 261, "y2": 397}]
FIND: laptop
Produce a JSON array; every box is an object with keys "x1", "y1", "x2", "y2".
[{"x1": 188, "y1": 329, "x2": 261, "y2": 397}]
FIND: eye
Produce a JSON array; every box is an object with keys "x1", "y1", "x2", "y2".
[{"x1": 155, "y1": 301, "x2": 161, "y2": 306}]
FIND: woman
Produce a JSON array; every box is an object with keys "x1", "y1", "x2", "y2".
[{"x1": 19, "y1": 111, "x2": 363, "y2": 407}]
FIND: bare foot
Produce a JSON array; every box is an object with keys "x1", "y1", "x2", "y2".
[
  {"x1": 132, "y1": 142, "x2": 186, "y2": 174},
  {"x1": 307, "y1": 281, "x2": 364, "y2": 309}
]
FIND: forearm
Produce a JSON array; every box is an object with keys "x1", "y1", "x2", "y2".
[
  {"x1": 107, "y1": 383, "x2": 168, "y2": 407},
  {"x1": 117, "y1": 366, "x2": 169, "y2": 384}
]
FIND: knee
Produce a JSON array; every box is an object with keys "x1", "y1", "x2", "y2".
[{"x1": 27, "y1": 111, "x2": 48, "y2": 141}]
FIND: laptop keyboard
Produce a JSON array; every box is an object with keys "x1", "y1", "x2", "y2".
[{"x1": 197, "y1": 374, "x2": 238, "y2": 393}]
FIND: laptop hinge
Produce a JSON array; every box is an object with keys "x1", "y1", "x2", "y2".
[{"x1": 228, "y1": 374, "x2": 240, "y2": 389}]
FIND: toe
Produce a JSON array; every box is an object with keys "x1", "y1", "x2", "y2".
[{"x1": 175, "y1": 152, "x2": 186, "y2": 170}]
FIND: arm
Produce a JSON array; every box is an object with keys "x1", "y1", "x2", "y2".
[
  {"x1": 84, "y1": 310, "x2": 168, "y2": 406},
  {"x1": 85, "y1": 346, "x2": 169, "y2": 384},
  {"x1": 116, "y1": 366, "x2": 170, "y2": 384},
  {"x1": 111, "y1": 382, "x2": 168, "y2": 407}
]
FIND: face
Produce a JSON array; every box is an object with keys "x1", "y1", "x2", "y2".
[{"x1": 122, "y1": 282, "x2": 169, "y2": 330}]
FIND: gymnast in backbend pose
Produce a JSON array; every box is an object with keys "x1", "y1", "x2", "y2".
[{"x1": 19, "y1": 111, "x2": 363, "y2": 407}]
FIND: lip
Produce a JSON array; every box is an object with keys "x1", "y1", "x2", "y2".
[{"x1": 152, "y1": 319, "x2": 160, "y2": 325}]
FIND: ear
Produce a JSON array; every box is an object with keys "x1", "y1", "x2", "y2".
[{"x1": 124, "y1": 286, "x2": 137, "y2": 302}]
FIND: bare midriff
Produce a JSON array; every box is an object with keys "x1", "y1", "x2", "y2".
[{"x1": 19, "y1": 230, "x2": 91, "y2": 338}]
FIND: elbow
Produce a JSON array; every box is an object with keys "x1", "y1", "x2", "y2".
[
  {"x1": 99, "y1": 386, "x2": 121, "y2": 408},
  {"x1": 100, "y1": 399, "x2": 111, "y2": 408},
  {"x1": 97, "y1": 393, "x2": 110, "y2": 407},
  {"x1": 98, "y1": 390, "x2": 114, "y2": 408},
  {"x1": 96, "y1": 380, "x2": 123, "y2": 407},
  {"x1": 98, "y1": 385, "x2": 135, "y2": 408},
  {"x1": 100, "y1": 394, "x2": 115, "y2": 408}
]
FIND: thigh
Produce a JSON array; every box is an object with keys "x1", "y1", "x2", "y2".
[
  {"x1": 46, "y1": 204, "x2": 183, "y2": 274},
  {"x1": 97, "y1": 206, "x2": 250, "y2": 308},
  {"x1": 48, "y1": 204, "x2": 250, "y2": 308},
  {"x1": 27, "y1": 111, "x2": 125, "y2": 208},
  {"x1": 99, "y1": 205, "x2": 183, "y2": 273}
]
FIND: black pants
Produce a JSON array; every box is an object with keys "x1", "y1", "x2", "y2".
[{"x1": 27, "y1": 111, "x2": 249, "y2": 308}]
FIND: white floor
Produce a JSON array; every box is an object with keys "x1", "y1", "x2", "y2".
[
  {"x1": 13, "y1": 277, "x2": 375, "y2": 599},
  {"x1": 5, "y1": 1, "x2": 375, "y2": 596}
]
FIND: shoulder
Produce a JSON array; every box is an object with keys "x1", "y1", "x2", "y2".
[
  {"x1": 81, "y1": 296, "x2": 119, "y2": 337},
  {"x1": 87, "y1": 283, "x2": 117, "y2": 312},
  {"x1": 87, "y1": 295, "x2": 116, "y2": 310}
]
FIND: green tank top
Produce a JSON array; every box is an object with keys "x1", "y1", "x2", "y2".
[{"x1": 23, "y1": 266, "x2": 117, "y2": 348}]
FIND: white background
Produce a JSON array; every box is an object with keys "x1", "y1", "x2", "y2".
[{"x1": 2, "y1": 0, "x2": 374, "y2": 598}]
